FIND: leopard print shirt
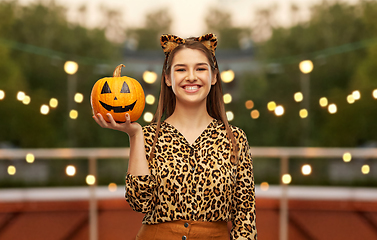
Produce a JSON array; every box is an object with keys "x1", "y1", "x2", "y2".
[{"x1": 125, "y1": 119, "x2": 257, "y2": 239}]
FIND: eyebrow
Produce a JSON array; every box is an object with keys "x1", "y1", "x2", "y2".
[{"x1": 173, "y1": 63, "x2": 209, "y2": 68}]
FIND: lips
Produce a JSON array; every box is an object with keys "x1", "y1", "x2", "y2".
[{"x1": 99, "y1": 100, "x2": 136, "y2": 113}]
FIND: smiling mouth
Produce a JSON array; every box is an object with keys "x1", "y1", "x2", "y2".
[
  {"x1": 99, "y1": 100, "x2": 137, "y2": 113},
  {"x1": 184, "y1": 86, "x2": 201, "y2": 90}
]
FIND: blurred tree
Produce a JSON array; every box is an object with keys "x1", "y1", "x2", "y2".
[
  {"x1": 205, "y1": 7, "x2": 251, "y2": 49},
  {"x1": 126, "y1": 9, "x2": 172, "y2": 50},
  {"x1": 234, "y1": 0, "x2": 377, "y2": 147},
  {"x1": 0, "y1": 1, "x2": 123, "y2": 148}
]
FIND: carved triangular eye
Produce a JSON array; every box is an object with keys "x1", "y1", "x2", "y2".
[
  {"x1": 120, "y1": 81, "x2": 130, "y2": 93},
  {"x1": 101, "y1": 81, "x2": 112, "y2": 94}
]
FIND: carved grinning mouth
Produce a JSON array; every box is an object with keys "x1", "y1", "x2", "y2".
[{"x1": 99, "y1": 100, "x2": 137, "y2": 113}]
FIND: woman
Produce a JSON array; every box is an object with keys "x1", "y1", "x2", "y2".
[{"x1": 93, "y1": 33, "x2": 257, "y2": 240}]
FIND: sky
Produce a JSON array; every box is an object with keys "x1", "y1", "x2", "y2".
[{"x1": 18, "y1": 0, "x2": 359, "y2": 38}]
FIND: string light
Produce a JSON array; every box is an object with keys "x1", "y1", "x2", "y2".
[
  {"x1": 267, "y1": 101, "x2": 276, "y2": 111},
  {"x1": 328, "y1": 104, "x2": 337, "y2": 114},
  {"x1": 299, "y1": 60, "x2": 313, "y2": 74},
  {"x1": 221, "y1": 70, "x2": 235, "y2": 83},
  {"x1": 361, "y1": 165, "x2": 370, "y2": 174},
  {"x1": 226, "y1": 111, "x2": 234, "y2": 121},
  {"x1": 301, "y1": 164, "x2": 312, "y2": 175},
  {"x1": 343, "y1": 152, "x2": 352, "y2": 162},
  {"x1": 64, "y1": 61, "x2": 78, "y2": 75},
  {"x1": 251, "y1": 110, "x2": 260, "y2": 119},
  {"x1": 8, "y1": 166, "x2": 16, "y2": 175},
  {"x1": 299, "y1": 109, "x2": 308, "y2": 118},
  {"x1": 352, "y1": 90, "x2": 361, "y2": 100},
  {"x1": 347, "y1": 95, "x2": 355, "y2": 104},
  {"x1": 69, "y1": 110, "x2": 78, "y2": 119},
  {"x1": 223, "y1": 93, "x2": 232, "y2": 104},
  {"x1": 145, "y1": 94, "x2": 155, "y2": 105},
  {"x1": 40, "y1": 104, "x2": 50, "y2": 115},
  {"x1": 294, "y1": 92, "x2": 303, "y2": 102},
  {"x1": 0, "y1": 90, "x2": 5, "y2": 100},
  {"x1": 74, "y1": 93, "x2": 84, "y2": 103},
  {"x1": 143, "y1": 112, "x2": 153, "y2": 122},
  {"x1": 26, "y1": 153, "x2": 35, "y2": 163},
  {"x1": 66, "y1": 165, "x2": 76, "y2": 176},
  {"x1": 143, "y1": 70, "x2": 157, "y2": 84},
  {"x1": 86, "y1": 175, "x2": 96, "y2": 185},
  {"x1": 17, "y1": 91, "x2": 25, "y2": 101},
  {"x1": 319, "y1": 97, "x2": 328, "y2": 107},
  {"x1": 275, "y1": 105, "x2": 284, "y2": 116},
  {"x1": 260, "y1": 182, "x2": 269, "y2": 191},
  {"x1": 22, "y1": 95, "x2": 31, "y2": 105},
  {"x1": 245, "y1": 100, "x2": 254, "y2": 109},
  {"x1": 373, "y1": 89, "x2": 377, "y2": 99},
  {"x1": 49, "y1": 98, "x2": 58, "y2": 108},
  {"x1": 108, "y1": 183, "x2": 117, "y2": 192},
  {"x1": 282, "y1": 174, "x2": 292, "y2": 184}
]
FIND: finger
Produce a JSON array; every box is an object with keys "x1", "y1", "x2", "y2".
[
  {"x1": 106, "y1": 113, "x2": 118, "y2": 127},
  {"x1": 125, "y1": 113, "x2": 131, "y2": 124},
  {"x1": 95, "y1": 113, "x2": 109, "y2": 127}
]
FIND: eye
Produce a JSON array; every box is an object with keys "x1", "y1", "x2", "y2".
[
  {"x1": 120, "y1": 81, "x2": 130, "y2": 93},
  {"x1": 101, "y1": 81, "x2": 112, "y2": 94},
  {"x1": 175, "y1": 68, "x2": 186, "y2": 72},
  {"x1": 197, "y1": 68, "x2": 208, "y2": 71}
]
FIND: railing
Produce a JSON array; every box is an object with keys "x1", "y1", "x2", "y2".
[{"x1": 1, "y1": 147, "x2": 377, "y2": 240}]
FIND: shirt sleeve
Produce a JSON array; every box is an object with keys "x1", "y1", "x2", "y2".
[
  {"x1": 125, "y1": 124, "x2": 157, "y2": 213},
  {"x1": 230, "y1": 131, "x2": 257, "y2": 240},
  {"x1": 125, "y1": 173, "x2": 156, "y2": 213}
]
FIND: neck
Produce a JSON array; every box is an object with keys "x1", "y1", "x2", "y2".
[{"x1": 166, "y1": 100, "x2": 213, "y2": 129}]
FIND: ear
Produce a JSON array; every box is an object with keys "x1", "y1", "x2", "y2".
[
  {"x1": 160, "y1": 34, "x2": 185, "y2": 55},
  {"x1": 165, "y1": 74, "x2": 172, "y2": 87},
  {"x1": 194, "y1": 33, "x2": 218, "y2": 56},
  {"x1": 211, "y1": 72, "x2": 217, "y2": 85}
]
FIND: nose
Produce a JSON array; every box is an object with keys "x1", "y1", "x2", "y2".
[{"x1": 187, "y1": 69, "x2": 197, "y2": 81}]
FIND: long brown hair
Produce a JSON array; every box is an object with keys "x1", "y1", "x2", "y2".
[{"x1": 150, "y1": 38, "x2": 238, "y2": 164}]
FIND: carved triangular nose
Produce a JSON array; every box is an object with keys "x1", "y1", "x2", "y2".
[{"x1": 114, "y1": 97, "x2": 118, "y2": 100}]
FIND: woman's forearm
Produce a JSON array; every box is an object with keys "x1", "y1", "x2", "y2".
[{"x1": 127, "y1": 130, "x2": 150, "y2": 176}]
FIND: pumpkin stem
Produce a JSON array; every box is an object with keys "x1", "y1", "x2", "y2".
[{"x1": 113, "y1": 64, "x2": 125, "y2": 77}]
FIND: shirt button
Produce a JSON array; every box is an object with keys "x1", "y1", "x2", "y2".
[
  {"x1": 182, "y1": 236, "x2": 187, "y2": 240},
  {"x1": 184, "y1": 222, "x2": 189, "y2": 228}
]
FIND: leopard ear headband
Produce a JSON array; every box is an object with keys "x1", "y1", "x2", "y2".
[{"x1": 160, "y1": 33, "x2": 218, "y2": 56}]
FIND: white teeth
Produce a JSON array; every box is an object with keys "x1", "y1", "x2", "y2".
[{"x1": 185, "y1": 86, "x2": 199, "y2": 90}]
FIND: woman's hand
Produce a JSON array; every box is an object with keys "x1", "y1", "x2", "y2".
[{"x1": 92, "y1": 113, "x2": 142, "y2": 137}]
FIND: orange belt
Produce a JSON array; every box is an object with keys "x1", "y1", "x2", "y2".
[{"x1": 136, "y1": 220, "x2": 230, "y2": 240}]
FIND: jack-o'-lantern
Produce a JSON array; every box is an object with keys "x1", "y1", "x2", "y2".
[{"x1": 90, "y1": 64, "x2": 145, "y2": 122}]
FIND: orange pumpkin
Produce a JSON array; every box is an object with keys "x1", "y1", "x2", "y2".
[{"x1": 90, "y1": 64, "x2": 145, "y2": 122}]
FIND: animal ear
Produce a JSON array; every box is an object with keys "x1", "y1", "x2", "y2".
[
  {"x1": 160, "y1": 34, "x2": 186, "y2": 55},
  {"x1": 194, "y1": 33, "x2": 218, "y2": 56}
]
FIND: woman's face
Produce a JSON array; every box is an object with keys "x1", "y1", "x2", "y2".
[{"x1": 166, "y1": 48, "x2": 217, "y2": 107}]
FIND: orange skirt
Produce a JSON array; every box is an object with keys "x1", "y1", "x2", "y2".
[{"x1": 135, "y1": 220, "x2": 230, "y2": 240}]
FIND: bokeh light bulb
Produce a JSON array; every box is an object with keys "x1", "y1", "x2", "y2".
[
  {"x1": 260, "y1": 182, "x2": 269, "y2": 191},
  {"x1": 223, "y1": 93, "x2": 232, "y2": 104},
  {"x1": 361, "y1": 165, "x2": 370, "y2": 174},
  {"x1": 294, "y1": 92, "x2": 303, "y2": 102},
  {"x1": 301, "y1": 164, "x2": 312, "y2": 175},
  {"x1": 64, "y1": 61, "x2": 78, "y2": 75},
  {"x1": 251, "y1": 110, "x2": 260, "y2": 119},
  {"x1": 319, "y1": 97, "x2": 328, "y2": 107},
  {"x1": 226, "y1": 111, "x2": 234, "y2": 121},
  {"x1": 26, "y1": 153, "x2": 35, "y2": 163},
  {"x1": 74, "y1": 93, "x2": 84, "y2": 103},
  {"x1": 328, "y1": 104, "x2": 337, "y2": 114},
  {"x1": 299, "y1": 60, "x2": 313, "y2": 74},
  {"x1": 143, "y1": 112, "x2": 153, "y2": 122},
  {"x1": 86, "y1": 175, "x2": 96, "y2": 185},
  {"x1": 282, "y1": 174, "x2": 292, "y2": 184},
  {"x1": 245, "y1": 100, "x2": 254, "y2": 109},
  {"x1": 49, "y1": 98, "x2": 58, "y2": 108},
  {"x1": 275, "y1": 105, "x2": 284, "y2": 116},
  {"x1": 343, "y1": 152, "x2": 352, "y2": 162},
  {"x1": 0, "y1": 90, "x2": 5, "y2": 100},
  {"x1": 66, "y1": 165, "x2": 76, "y2": 176},
  {"x1": 40, "y1": 104, "x2": 50, "y2": 115},
  {"x1": 145, "y1": 94, "x2": 155, "y2": 105},
  {"x1": 267, "y1": 101, "x2": 276, "y2": 111},
  {"x1": 108, "y1": 183, "x2": 117, "y2": 192}
]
